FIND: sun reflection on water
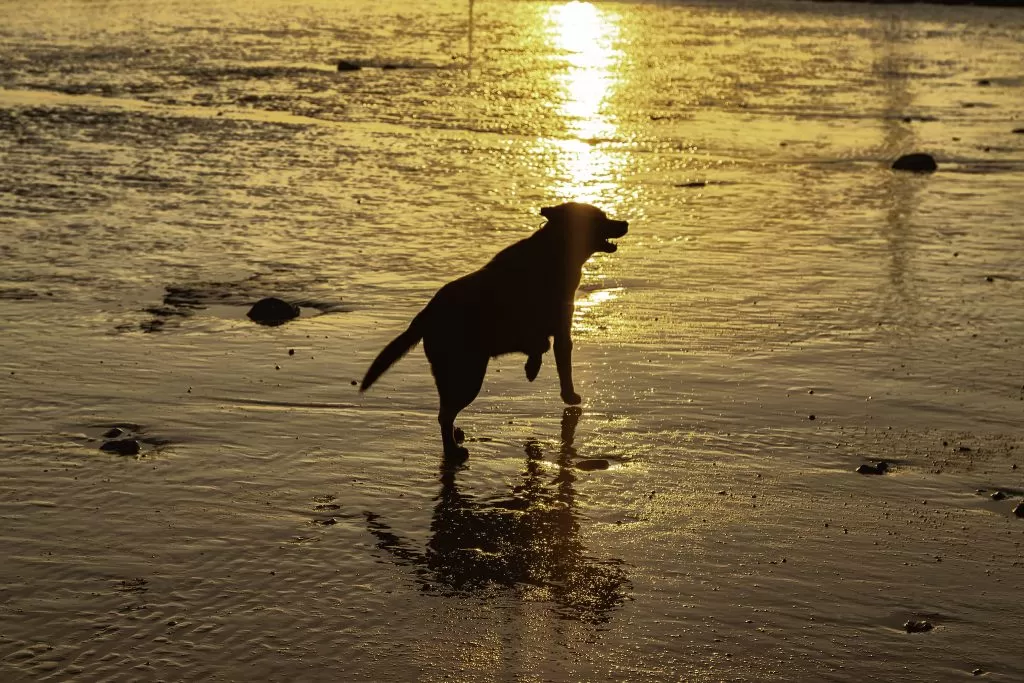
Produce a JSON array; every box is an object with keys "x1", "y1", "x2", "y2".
[{"x1": 543, "y1": 1, "x2": 626, "y2": 205}]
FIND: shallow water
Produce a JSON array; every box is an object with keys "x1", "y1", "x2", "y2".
[{"x1": 1, "y1": 0, "x2": 1023, "y2": 680}]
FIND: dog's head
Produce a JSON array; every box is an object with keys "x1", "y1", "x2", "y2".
[{"x1": 539, "y1": 202, "x2": 629, "y2": 259}]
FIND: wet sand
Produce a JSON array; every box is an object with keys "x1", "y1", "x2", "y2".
[{"x1": 2, "y1": 0, "x2": 1023, "y2": 680}]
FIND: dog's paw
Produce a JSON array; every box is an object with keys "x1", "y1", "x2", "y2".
[
  {"x1": 525, "y1": 355, "x2": 542, "y2": 382},
  {"x1": 444, "y1": 445, "x2": 470, "y2": 463},
  {"x1": 561, "y1": 390, "x2": 582, "y2": 405}
]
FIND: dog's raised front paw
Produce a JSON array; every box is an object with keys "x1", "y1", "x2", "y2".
[
  {"x1": 561, "y1": 390, "x2": 582, "y2": 405},
  {"x1": 525, "y1": 355, "x2": 542, "y2": 382}
]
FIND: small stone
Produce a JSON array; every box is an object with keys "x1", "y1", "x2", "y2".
[
  {"x1": 288, "y1": 349, "x2": 295, "y2": 356},
  {"x1": 247, "y1": 297, "x2": 299, "y2": 326},
  {"x1": 575, "y1": 459, "x2": 610, "y2": 471},
  {"x1": 1013, "y1": 502, "x2": 1024, "y2": 518},
  {"x1": 337, "y1": 60, "x2": 361, "y2": 72},
  {"x1": 809, "y1": 414, "x2": 816, "y2": 420},
  {"x1": 985, "y1": 276, "x2": 994, "y2": 282},
  {"x1": 857, "y1": 461, "x2": 889, "y2": 475},
  {"x1": 100, "y1": 439, "x2": 140, "y2": 456},
  {"x1": 990, "y1": 491, "x2": 1006, "y2": 501},
  {"x1": 972, "y1": 668, "x2": 984, "y2": 676},
  {"x1": 904, "y1": 619, "x2": 933, "y2": 633},
  {"x1": 103, "y1": 427, "x2": 126, "y2": 438},
  {"x1": 892, "y1": 153, "x2": 937, "y2": 173},
  {"x1": 977, "y1": 79, "x2": 990, "y2": 86},
  {"x1": 350, "y1": 380, "x2": 357, "y2": 386}
]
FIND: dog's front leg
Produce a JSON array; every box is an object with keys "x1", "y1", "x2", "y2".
[{"x1": 554, "y1": 333, "x2": 581, "y2": 405}]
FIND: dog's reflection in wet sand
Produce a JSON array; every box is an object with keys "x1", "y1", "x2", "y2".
[{"x1": 364, "y1": 407, "x2": 630, "y2": 624}]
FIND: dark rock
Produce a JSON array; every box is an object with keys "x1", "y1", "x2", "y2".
[
  {"x1": 247, "y1": 297, "x2": 299, "y2": 326},
  {"x1": 103, "y1": 427, "x2": 126, "y2": 438},
  {"x1": 857, "y1": 461, "x2": 889, "y2": 475},
  {"x1": 1014, "y1": 502, "x2": 1024, "y2": 518},
  {"x1": 904, "y1": 619, "x2": 933, "y2": 633},
  {"x1": 977, "y1": 79, "x2": 991, "y2": 86},
  {"x1": 100, "y1": 439, "x2": 140, "y2": 456},
  {"x1": 337, "y1": 60, "x2": 361, "y2": 72},
  {"x1": 1012, "y1": 128, "x2": 1024, "y2": 134},
  {"x1": 892, "y1": 153, "x2": 937, "y2": 173},
  {"x1": 575, "y1": 459, "x2": 610, "y2": 471},
  {"x1": 991, "y1": 491, "x2": 1007, "y2": 501}
]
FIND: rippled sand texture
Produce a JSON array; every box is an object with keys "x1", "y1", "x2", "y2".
[{"x1": 2, "y1": 0, "x2": 1023, "y2": 680}]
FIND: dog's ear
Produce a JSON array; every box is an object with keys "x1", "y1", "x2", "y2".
[{"x1": 540, "y1": 204, "x2": 568, "y2": 221}]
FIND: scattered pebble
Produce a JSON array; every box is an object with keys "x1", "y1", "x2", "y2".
[
  {"x1": 576, "y1": 459, "x2": 610, "y2": 471},
  {"x1": 288, "y1": 349, "x2": 295, "y2": 356},
  {"x1": 857, "y1": 461, "x2": 889, "y2": 475},
  {"x1": 247, "y1": 297, "x2": 299, "y2": 326},
  {"x1": 990, "y1": 491, "x2": 1006, "y2": 501},
  {"x1": 350, "y1": 380, "x2": 358, "y2": 386},
  {"x1": 100, "y1": 439, "x2": 140, "y2": 456},
  {"x1": 1013, "y1": 502, "x2": 1024, "y2": 518},
  {"x1": 103, "y1": 427, "x2": 126, "y2": 438},
  {"x1": 904, "y1": 619, "x2": 933, "y2": 633},
  {"x1": 809, "y1": 414, "x2": 816, "y2": 421},
  {"x1": 892, "y1": 153, "x2": 938, "y2": 173}
]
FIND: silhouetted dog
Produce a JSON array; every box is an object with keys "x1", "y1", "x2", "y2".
[{"x1": 360, "y1": 202, "x2": 628, "y2": 458}]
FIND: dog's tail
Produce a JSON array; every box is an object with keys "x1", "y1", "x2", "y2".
[{"x1": 360, "y1": 312, "x2": 426, "y2": 392}]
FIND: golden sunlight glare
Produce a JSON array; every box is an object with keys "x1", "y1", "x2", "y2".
[{"x1": 543, "y1": 1, "x2": 625, "y2": 203}]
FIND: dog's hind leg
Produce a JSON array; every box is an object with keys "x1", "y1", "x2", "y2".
[{"x1": 427, "y1": 346, "x2": 488, "y2": 460}]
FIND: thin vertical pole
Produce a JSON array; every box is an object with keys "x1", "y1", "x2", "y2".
[{"x1": 468, "y1": 0, "x2": 475, "y2": 70}]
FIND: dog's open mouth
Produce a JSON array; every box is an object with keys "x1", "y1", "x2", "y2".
[{"x1": 599, "y1": 220, "x2": 629, "y2": 252}]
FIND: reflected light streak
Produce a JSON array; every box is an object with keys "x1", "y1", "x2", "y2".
[
  {"x1": 543, "y1": 1, "x2": 625, "y2": 204},
  {"x1": 573, "y1": 287, "x2": 623, "y2": 334}
]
